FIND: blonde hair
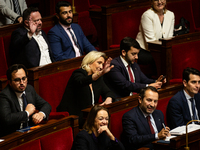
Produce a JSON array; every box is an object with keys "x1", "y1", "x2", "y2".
[
  {"x1": 151, "y1": 0, "x2": 167, "y2": 14},
  {"x1": 81, "y1": 51, "x2": 106, "y2": 73}
]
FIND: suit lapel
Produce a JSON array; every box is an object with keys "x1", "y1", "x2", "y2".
[
  {"x1": 180, "y1": 90, "x2": 192, "y2": 120},
  {"x1": 57, "y1": 23, "x2": 73, "y2": 46},
  {"x1": 117, "y1": 57, "x2": 130, "y2": 80},
  {"x1": 8, "y1": 86, "x2": 21, "y2": 112},
  {"x1": 152, "y1": 111, "x2": 162, "y2": 131},
  {"x1": 194, "y1": 94, "x2": 200, "y2": 119},
  {"x1": 136, "y1": 106, "x2": 152, "y2": 134},
  {"x1": 131, "y1": 63, "x2": 139, "y2": 83}
]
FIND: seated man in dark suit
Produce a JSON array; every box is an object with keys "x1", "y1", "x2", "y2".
[
  {"x1": 10, "y1": 7, "x2": 54, "y2": 69},
  {"x1": 47, "y1": 1, "x2": 96, "y2": 61},
  {"x1": 104, "y1": 37, "x2": 166, "y2": 98},
  {"x1": 167, "y1": 67, "x2": 200, "y2": 129},
  {"x1": 0, "y1": 64, "x2": 51, "y2": 137},
  {"x1": 122, "y1": 86, "x2": 170, "y2": 150}
]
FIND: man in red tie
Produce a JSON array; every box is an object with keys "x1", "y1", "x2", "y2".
[
  {"x1": 104, "y1": 37, "x2": 166, "y2": 98},
  {"x1": 121, "y1": 86, "x2": 170, "y2": 150}
]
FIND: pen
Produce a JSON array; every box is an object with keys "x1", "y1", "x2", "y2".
[
  {"x1": 30, "y1": 125, "x2": 41, "y2": 130},
  {"x1": 162, "y1": 123, "x2": 166, "y2": 130}
]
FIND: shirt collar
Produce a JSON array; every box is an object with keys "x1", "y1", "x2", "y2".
[
  {"x1": 120, "y1": 55, "x2": 129, "y2": 67},
  {"x1": 139, "y1": 106, "x2": 153, "y2": 118},
  {"x1": 183, "y1": 89, "x2": 193, "y2": 100},
  {"x1": 15, "y1": 91, "x2": 26, "y2": 98},
  {"x1": 59, "y1": 22, "x2": 71, "y2": 30}
]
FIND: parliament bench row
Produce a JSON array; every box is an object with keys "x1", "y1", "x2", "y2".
[
  {"x1": 1, "y1": 30, "x2": 200, "y2": 114},
  {"x1": 82, "y1": 84, "x2": 183, "y2": 140},
  {"x1": 0, "y1": 115, "x2": 79, "y2": 150}
]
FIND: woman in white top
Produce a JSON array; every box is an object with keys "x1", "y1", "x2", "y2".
[
  {"x1": 136, "y1": 0, "x2": 175, "y2": 78},
  {"x1": 136, "y1": 0, "x2": 175, "y2": 50}
]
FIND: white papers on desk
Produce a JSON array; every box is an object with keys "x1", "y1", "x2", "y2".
[
  {"x1": 0, "y1": 139, "x2": 4, "y2": 142},
  {"x1": 170, "y1": 124, "x2": 200, "y2": 135},
  {"x1": 165, "y1": 135, "x2": 177, "y2": 141}
]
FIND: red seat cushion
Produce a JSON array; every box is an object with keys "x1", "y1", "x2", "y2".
[
  {"x1": 39, "y1": 68, "x2": 77, "y2": 112},
  {"x1": 0, "y1": 37, "x2": 8, "y2": 77},
  {"x1": 167, "y1": 0, "x2": 196, "y2": 32},
  {"x1": 156, "y1": 97, "x2": 172, "y2": 125},
  {"x1": 3, "y1": 35, "x2": 11, "y2": 67},
  {"x1": 110, "y1": 108, "x2": 132, "y2": 140},
  {"x1": 171, "y1": 40, "x2": 200, "y2": 79},
  {"x1": 111, "y1": 7, "x2": 148, "y2": 46},
  {"x1": 40, "y1": 127, "x2": 73, "y2": 150},
  {"x1": 78, "y1": 11, "x2": 97, "y2": 44},
  {"x1": 48, "y1": 111, "x2": 69, "y2": 120}
]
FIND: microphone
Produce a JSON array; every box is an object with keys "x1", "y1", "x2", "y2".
[{"x1": 184, "y1": 120, "x2": 200, "y2": 150}]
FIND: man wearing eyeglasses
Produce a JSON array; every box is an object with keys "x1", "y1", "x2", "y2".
[
  {"x1": 9, "y1": 7, "x2": 55, "y2": 69},
  {"x1": 0, "y1": 64, "x2": 51, "y2": 137}
]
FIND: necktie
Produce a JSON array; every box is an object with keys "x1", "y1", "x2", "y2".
[
  {"x1": 67, "y1": 28, "x2": 82, "y2": 55},
  {"x1": 127, "y1": 65, "x2": 134, "y2": 83},
  {"x1": 12, "y1": 0, "x2": 21, "y2": 15},
  {"x1": 22, "y1": 93, "x2": 27, "y2": 111},
  {"x1": 190, "y1": 98, "x2": 198, "y2": 121},
  {"x1": 21, "y1": 93, "x2": 28, "y2": 128},
  {"x1": 147, "y1": 115, "x2": 155, "y2": 134}
]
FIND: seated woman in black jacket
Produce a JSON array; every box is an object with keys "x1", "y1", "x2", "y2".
[
  {"x1": 72, "y1": 105, "x2": 125, "y2": 150},
  {"x1": 57, "y1": 51, "x2": 115, "y2": 127}
]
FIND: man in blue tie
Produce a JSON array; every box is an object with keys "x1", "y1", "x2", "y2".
[
  {"x1": 47, "y1": 1, "x2": 96, "y2": 61},
  {"x1": 0, "y1": 64, "x2": 51, "y2": 137},
  {"x1": 167, "y1": 67, "x2": 200, "y2": 129}
]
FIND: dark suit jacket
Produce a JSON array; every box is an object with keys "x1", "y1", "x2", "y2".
[
  {"x1": 104, "y1": 56, "x2": 155, "y2": 98},
  {"x1": 71, "y1": 130, "x2": 125, "y2": 150},
  {"x1": 0, "y1": 84, "x2": 51, "y2": 137},
  {"x1": 47, "y1": 23, "x2": 96, "y2": 61},
  {"x1": 57, "y1": 68, "x2": 115, "y2": 127},
  {"x1": 167, "y1": 90, "x2": 200, "y2": 129},
  {"x1": 121, "y1": 106, "x2": 164, "y2": 150},
  {"x1": 9, "y1": 27, "x2": 54, "y2": 69}
]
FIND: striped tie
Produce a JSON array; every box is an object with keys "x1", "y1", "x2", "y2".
[
  {"x1": 12, "y1": 0, "x2": 21, "y2": 15},
  {"x1": 67, "y1": 28, "x2": 82, "y2": 55}
]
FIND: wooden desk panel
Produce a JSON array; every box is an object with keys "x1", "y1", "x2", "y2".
[
  {"x1": 0, "y1": 115, "x2": 79, "y2": 150},
  {"x1": 149, "y1": 32, "x2": 200, "y2": 82},
  {"x1": 153, "y1": 129, "x2": 200, "y2": 150},
  {"x1": 82, "y1": 84, "x2": 183, "y2": 116}
]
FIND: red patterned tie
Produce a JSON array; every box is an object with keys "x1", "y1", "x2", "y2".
[
  {"x1": 127, "y1": 65, "x2": 134, "y2": 82},
  {"x1": 147, "y1": 115, "x2": 155, "y2": 134}
]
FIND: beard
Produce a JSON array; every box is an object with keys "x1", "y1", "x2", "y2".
[
  {"x1": 60, "y1": 17, "x2": 73, "y2": 26},
  {"x1": 125, "y1": 54, "x2": 134, "y2": 65}
]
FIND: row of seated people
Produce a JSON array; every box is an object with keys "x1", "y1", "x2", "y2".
[
  {"x1": 0, "y1": 1, "x2": 199, "y2": 150},
  {"x1": 0, "y1": 2, "x2": 199, "y2": 126},
  {"x1": 1, "y1": 69, "x2": 197, "y2": 150},
  {"x1": 1, "y1": 0, "x2": 200, "y2": 79},
  {"x1": 79, "y1": 66, "x2": 199, "y2": 150},
  {"x1": 0, "y1": 1, "x2": 97, "y2": 78}
]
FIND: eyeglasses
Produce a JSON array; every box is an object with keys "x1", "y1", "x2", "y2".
[{"x1": 13, "y1": 77, "x2": 27, "y2": 83}]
